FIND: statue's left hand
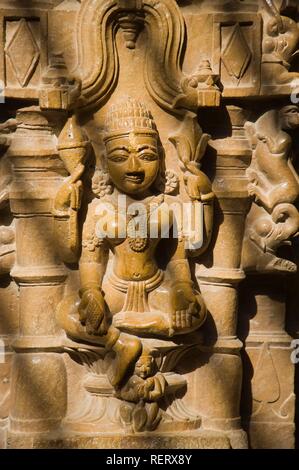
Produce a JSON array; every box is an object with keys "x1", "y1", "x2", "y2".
[
  {"x1": 170, "y1": 282, "x2": 199, "y2": 329},
  {"x1": 184, "y1": 170, "x2": 213, "y2": 201}
]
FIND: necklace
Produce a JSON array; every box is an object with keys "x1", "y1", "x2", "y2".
[{"x1": 126, "y1": 194, "x2": 164, "y2": 252}]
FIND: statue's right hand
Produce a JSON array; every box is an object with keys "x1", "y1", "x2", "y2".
[
  {"x1": 54, "y1": 179, "x2": 82, "y2": 214},
  {"x1": 78, "y1": 288, "x2": 109, "y2": 336}
]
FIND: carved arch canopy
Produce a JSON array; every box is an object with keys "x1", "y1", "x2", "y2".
[{"x1": 74, "y1": 0, "x2": 218, "y2": 113}]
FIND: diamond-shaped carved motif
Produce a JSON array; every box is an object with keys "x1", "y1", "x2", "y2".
[
  {"x1": 5, "y1": 19, "x2": 40, "y2": 87},
  {"x1": 221, "y1": 24, "x2": 252, "y2": 80}
]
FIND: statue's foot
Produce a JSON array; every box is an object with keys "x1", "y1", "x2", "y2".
[
  {"x1": 113, "y1": 309, "x2": 203, "y2": 338},
  {"x1": 113, "y1": 311, "x2": 170, "y2": 336},
  {"x1": 109, "y1": 333, "x2": 142, "y2": 387},
  {"x1": 249, "y1": 248, "x2": 297, "y2": 274},
  {"x1": 262, "y1": 255, "x2": 297, "y2": 273}
]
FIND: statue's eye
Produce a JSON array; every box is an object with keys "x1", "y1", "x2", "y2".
[
  {"x1": 139, "y1": 153, "x2": 158, "y2": 161},
  {"x1": 108, "y1": 155, "x2": 128, "y2": 163}
]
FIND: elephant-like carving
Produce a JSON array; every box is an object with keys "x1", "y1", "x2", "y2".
[
  {"x1": 262, "y1": 0, "x2": 299, "y2": 85},
  {"x1": 242, "y1": 105, "x2": 299, "y2": 273}
]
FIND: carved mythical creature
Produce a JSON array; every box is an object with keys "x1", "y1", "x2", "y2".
[
  {"x1": 242, "y1": 105, "x2": 299, "y2": 273},
  {"x1": 56, "y1": 98, "x2": 214, "y2": 396},
  {"x1": 262, "y1": 0, "x2": 299, "y2": 84}
]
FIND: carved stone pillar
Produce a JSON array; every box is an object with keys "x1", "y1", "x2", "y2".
[
  {"x1": 6, "y1": 107, "x2": 67, "y2": 445},
  {"x1": 238, "y1": 100, "x2": 299, "y2": 449},
  {"x1": 0, "y1": 119, "x2": 17, "y2": 449},
  {"x1": 239, "y1": 276, "x2": 295, "y2": 449},
  {"x1": 196, "y1": 105, "x2": 251, "y2": 448}
]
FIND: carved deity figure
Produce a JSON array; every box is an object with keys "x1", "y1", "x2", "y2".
[
  {"x1": 242, "y1": 105, "x2": 299, "y2": 273},
  {"x1": 57, "y1": 98, "x2": 213, "y2": 391}
]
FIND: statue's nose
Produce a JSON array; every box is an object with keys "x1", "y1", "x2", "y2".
[{"x1": 127, "y1": 153, "x2": 141, "y2": 171}]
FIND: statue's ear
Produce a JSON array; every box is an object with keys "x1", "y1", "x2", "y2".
[
  {"x1": 91, "y1": 168, "x2": 113, "y2": 198},
  {"x1": 245, "y1": 122, "x2": 258, "y2": 149}
]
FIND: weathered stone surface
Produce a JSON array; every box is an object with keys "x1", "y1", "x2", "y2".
[
  {"x1": 0, "y1": 0, "x2": 298, "y2": 450},
  {"x1": 7, "y1": 431, "x2": 231, "y2": 449}
]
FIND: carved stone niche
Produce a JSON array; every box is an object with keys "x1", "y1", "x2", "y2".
[{"x1": 0, "y1": 0, "x2": 298, "y2": 451}]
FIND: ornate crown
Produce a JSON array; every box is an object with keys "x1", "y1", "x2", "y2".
[{"x1": 104, "y1": 97, "x2": 157, "y2": 140}]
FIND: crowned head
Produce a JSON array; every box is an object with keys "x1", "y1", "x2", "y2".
[{"x1": 103, "y1": 98, "x2": 160, "y2": 196}]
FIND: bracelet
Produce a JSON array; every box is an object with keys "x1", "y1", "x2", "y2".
[
  {"x1": 79, "y1": 283, "x2": 103, "y2": 297},
  {"x1": 171, "y1": 280, "x2": 194, "y2": 291}
]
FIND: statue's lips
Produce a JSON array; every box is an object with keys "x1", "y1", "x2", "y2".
[{"x1": 124, "y1": 172, "x2": 145, "y2": 183}]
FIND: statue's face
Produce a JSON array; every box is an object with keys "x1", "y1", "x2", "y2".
[
  {"x1": 135, "y1": 355, "x2": 155, "y2": 379},
  {"x1": 105, "y1": 131, "x2": 159, "y2": 195},
  {"x1": 280, "y1": 106, "x2": 299, "y2": 130}
]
